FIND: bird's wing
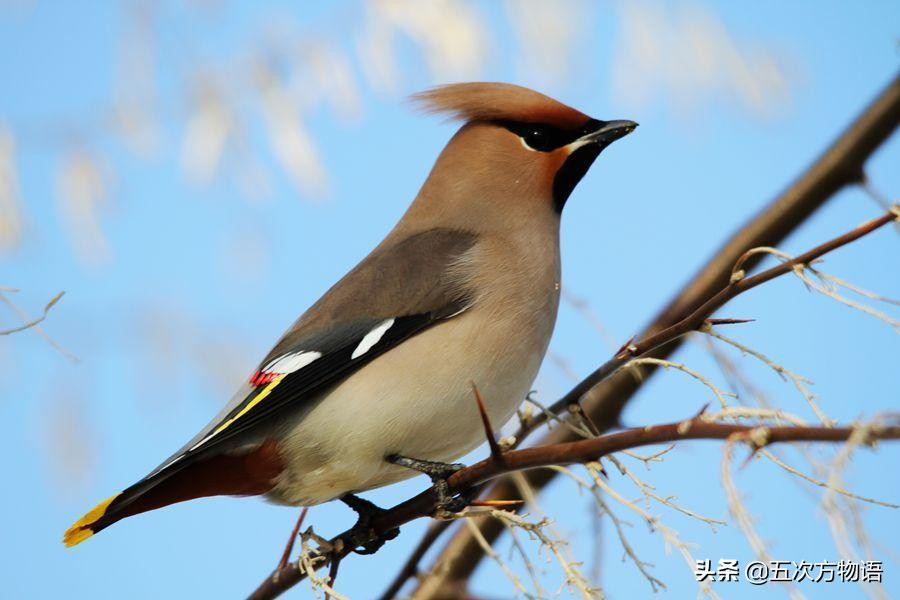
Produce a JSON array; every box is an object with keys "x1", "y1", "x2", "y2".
[{"x1": 149, "y1": 227, "x2": 478, "y2": 477}]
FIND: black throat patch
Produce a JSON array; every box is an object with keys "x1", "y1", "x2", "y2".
[{"x1": 552, "y1": 144, "x2": 602, "y2": 213}]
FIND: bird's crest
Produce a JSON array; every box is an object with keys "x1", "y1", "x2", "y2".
[{"x1": 412, "y1": 82, "x2": 590, "y2": 129}]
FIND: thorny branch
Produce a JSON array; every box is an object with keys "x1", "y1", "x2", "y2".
[
  {"x1": 249, "y1": 72, "x2": 900, "y2": 599},
  {"x1": 250, "y1": 415, "x2": 900, "y2": 599}
]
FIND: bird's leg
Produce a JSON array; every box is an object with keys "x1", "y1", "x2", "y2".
[
  {"x1": 339, "y1": 493, "x2": 400, "y2": 555},
  {"x1": 386, "y1": 454, "x2": 470, "y2": 515}
]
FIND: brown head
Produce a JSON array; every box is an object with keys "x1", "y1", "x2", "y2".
[{"x1": 401, "y1": 82, "x2": 636, "y2": 232}]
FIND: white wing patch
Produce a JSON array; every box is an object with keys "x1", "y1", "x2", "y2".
[
  {"x1": 264, "y1": 350, "x2": 322, "y2": 374},
  {"x1": 250, "y1": 350, "x2": 322, "y2": 386},
  {"x1": 351, "y1": 318, "x2": 395, "y2": 359}
]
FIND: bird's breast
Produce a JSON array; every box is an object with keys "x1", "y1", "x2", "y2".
[{"x1": 270, "y1": 268, "x2": 560, "y2": 506}]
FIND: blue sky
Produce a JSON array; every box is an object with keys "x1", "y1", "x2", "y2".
[{"x1": 1, "y1": 2, "x2": 898, "y2": 598}]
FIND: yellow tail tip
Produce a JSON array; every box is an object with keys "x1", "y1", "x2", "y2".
[{"x1": 63, "y1": 492, "x2": 121, "y2": 548}]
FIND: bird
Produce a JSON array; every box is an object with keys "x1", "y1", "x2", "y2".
[{"x1": 64, "y1": 82, "x2": 636, "y2": 548}]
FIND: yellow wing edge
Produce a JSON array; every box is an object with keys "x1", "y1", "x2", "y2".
[
  {"x1": 63, "y1": 374, "x2": 288, "y2": 547},
  {"x1": 63, "y1": 492, "x2": 121, "y2": 547}
]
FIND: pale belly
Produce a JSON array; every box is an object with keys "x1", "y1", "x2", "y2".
[{"x1": 266, "y1": 305, "x2": 553, "y2": 506}]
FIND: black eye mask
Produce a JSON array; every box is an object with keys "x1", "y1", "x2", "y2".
[{"x1": 496, "y1": 119, "x2": 604, "y2": 152}]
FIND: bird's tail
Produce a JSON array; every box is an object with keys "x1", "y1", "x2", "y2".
[
  {"x1": 63, "y1": 492, "x2": 125, "y2": 547},
  {"x1": 63, "y1": 474, "x2": 175, "y2": 548},
  {"x1": 63, "y1": 440, "x2": 283, "y2": 547}
]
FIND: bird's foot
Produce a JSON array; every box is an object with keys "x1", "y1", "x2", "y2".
[
  {"x1": 339, "y1": 494, "x2": 400, "y2": 555},
  {"x1": 387, "y1": 454, "x2": 471, "y2": 516}
]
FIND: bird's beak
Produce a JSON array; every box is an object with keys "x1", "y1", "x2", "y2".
[{"x1": 575, "y1": 119, "x2": 639, "y2": 147}]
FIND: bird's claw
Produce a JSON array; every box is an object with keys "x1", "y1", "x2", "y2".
[
  {"x1": 386, "y1": 455, "x2": 469, "y2": 515},
  {"x1": 339, "y1": 494, "x2": 400, "y2": 555}
]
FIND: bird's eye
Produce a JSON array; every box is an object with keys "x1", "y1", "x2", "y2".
[
  {"x1": 522, "y1": 127, "x2": 554, "y2": 151},
  {"x1": 498, "y1": 120, "x2": 571, "y2": 152}
]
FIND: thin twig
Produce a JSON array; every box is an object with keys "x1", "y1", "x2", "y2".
[
  {"x1": 472, "y1": 382, "x2": 505, "y2": 464},
  {"x1": 0, "y1": 289, "x2": 64, "y2": 335},
  {"x1": 0, "y1": 288, "x2": 79, "y2": 362},
  {"x1": 277, "y1": 507, "x2": 309, "y2": 573}
]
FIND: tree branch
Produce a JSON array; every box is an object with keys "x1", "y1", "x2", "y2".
[{"x1": 248, "y1": 415, "x2": 900, "y2": 599}]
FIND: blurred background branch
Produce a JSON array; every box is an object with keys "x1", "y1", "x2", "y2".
[{"x1": 0, "y1": 288, "x2": 64, "y2": 335}]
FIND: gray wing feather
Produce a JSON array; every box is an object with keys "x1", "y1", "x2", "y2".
[
  {"x1": 265, "y1": 227, "x2": 477, "y2": 361},
  {"x1": 147, "y1": 227, "x2": 478, "y2": 477}
]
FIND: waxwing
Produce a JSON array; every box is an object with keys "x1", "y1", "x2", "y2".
[{"x1": 65, "y1": 82, "x2": 636, "y2": 547}]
